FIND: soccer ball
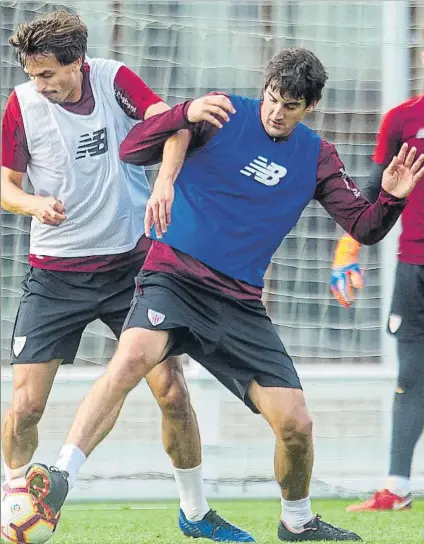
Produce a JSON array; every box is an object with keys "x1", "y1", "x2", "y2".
[{"x1": 1, "y1": 483, "x2": 60, "y2": 544}]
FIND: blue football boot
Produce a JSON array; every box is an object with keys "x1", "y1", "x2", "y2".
[{"x1": 179, "y1": 508, "x2": 255, "y2": 542}]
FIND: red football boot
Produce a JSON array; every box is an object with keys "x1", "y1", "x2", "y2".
[{"x1": 346, "y1": 489, "x2": 412, "y2": 512}]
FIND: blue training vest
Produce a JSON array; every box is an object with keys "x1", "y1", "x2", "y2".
[{"x1": 153, "y1": 94, "x2": 321, "y2": 287}]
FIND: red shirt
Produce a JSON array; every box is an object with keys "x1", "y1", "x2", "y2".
[
  {"x1": 373, "y1": 95, "x2": 424, "y2": 265},
  {"x1": 120, "y1": 98, "x2": 407, "y2": 300},
  {"x1": 1, "y1": 63, "x2": 163, "y2": 272}
]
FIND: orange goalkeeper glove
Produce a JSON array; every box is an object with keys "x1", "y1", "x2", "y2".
[{"x1": 330, "y1": 235, "x2": 364, "y2": 307}]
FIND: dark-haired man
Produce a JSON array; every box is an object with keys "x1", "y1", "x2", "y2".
[
  {"x1": 1, "y1": 10, "x2": 253, "y2": 542},
  {"x1": 28, "y1": 46, "x2": 424, "y2": 541}
]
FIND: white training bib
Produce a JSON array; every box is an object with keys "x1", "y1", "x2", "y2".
[{"x1": 15, "y1": 58, "x2": 150, "y2": 257}]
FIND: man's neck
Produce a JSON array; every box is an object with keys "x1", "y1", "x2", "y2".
[{"x1": 63, "y1": 70, "x2": 85, "y2": 105}]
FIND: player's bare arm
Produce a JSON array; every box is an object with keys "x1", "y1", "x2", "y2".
[
  {"x1": 145, "y1": 129, "x2": 191, "y2": 238},
  {"x1": 144, "y1": 100, "x2": 171, "y2": 119},
  {"x1": 1, "y1": 167, "x2": 66, "y2": 226}
]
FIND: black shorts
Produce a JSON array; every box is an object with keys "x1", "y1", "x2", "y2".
[
  {"x1": 123, "y1": 271, "x2": 301, "y2": 413},
  {"x1": 387, "y1": 262, "x2": 424, "y2": 342},
  {"x1": 10, "y1": 261, "x2": 143, "y2": 365}
]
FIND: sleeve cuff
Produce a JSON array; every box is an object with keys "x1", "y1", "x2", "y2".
[
  {"x1": 379, "y1": 188, "x2": 408, "y2": 207},
  {"x1": 181, "y1": 100, "x2": 194, "y2": 124}
]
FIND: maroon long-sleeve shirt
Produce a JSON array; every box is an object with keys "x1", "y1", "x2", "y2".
[
  {"x1": 120, "y1": 97, "x2": 407, "y2": 300},
  {"x1": 371, "y1": 95, "x2": 424, "y2": 264}
]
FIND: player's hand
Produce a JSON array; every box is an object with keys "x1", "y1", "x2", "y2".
[
  {"x1": 187, "y1": 94, "x2": 236, "y2": 129},
  {"x1": 30, "y1": 196, "x2": 66, "y2": 226},
  {"x1": 330, "y1": 235, "x2": 364, "y2": 308},
  {"x1": 144, "y1": 177, "x2": 174, "y2": 239},
  {"x1": 381, "y1": 143, "x2": 424, "y2": 199}
]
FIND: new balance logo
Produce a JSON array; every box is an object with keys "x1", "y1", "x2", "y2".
[
  {"x1": 76, "y1": 128, "x2": 108, "y2": 160},
  {"x1": 240, "y1": 156, "x2": 287, "y2": 186}
]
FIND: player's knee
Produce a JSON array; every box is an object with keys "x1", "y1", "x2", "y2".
[
  {"x1": 108, "y1": 354, "x2": 147, "y2": 392},
  {"x1": 107, "y1": 348, "x2": 157, "y2": 393},
  {"x1": 278, "y1": 408, "x2": 313, "y2": 449},
  {"x1": 10, "y1": 397, "x2": 45, "y2": 432},
  {"x1": 108, "y1": 331, "x2": 167, "y2": 392},
  {"x1": 156, "y1": 378, "x2": 191, "y2": 419}
]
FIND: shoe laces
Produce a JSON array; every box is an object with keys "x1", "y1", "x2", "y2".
[
  {"x1": 205, "y1": 510, "x2": 237, "y2": 533},
  {"x1": 313, "y1": 514, "x2": 348, "y2": 535},
  {"x1": 49, "y1": 466, "x2": 68, "y2": 479}
]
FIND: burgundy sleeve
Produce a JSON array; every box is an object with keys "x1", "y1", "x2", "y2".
[
  {"x1": 119, "y1": 101, "x2": 218, "y2": 165},
  {"x1": 1, "y1": 90, "x2": 30, "y2": 173},
  {"x1": 372, "y1": 106, "x2": 402, "y2": 165},
  {"x1": 114, "y1": 65, "x2": 164, "y2": 121},
  {"x1": 314, "y1": 140, "x2": 407, "y2": 245}
]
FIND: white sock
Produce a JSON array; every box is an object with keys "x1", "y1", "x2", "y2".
[
  {"x1": 173, "y1": 464, "x2": 210, "y2": 521},
  {"x1": 3, "y1": 462, "x2": 29, "y2": 487},
  {"x1": 281, "y1": 496, "x2": 313, "y2": 530},
  {"x1": 386, "y1": 475, "x2": 411, "y2": 497},
  {"x1": 55, "y1": 444, "x2": 86, "y2": 490}
]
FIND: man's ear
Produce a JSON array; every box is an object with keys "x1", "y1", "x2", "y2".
[
  {"x1": 73, "y1": 56, "x2": 83, "y2": 72},
  {"x1": 305, "y1": 100, "x2": 318, "y2": 113}
]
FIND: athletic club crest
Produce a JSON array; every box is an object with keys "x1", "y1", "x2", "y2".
[
  {"x1": 147, "y1": 309, "x2": 165, "y2": 326},
  {"x1": 388, "y1": 313, "x2": 402, "y2": 334},
  {"x1": 13, "y1": 336, "x2": 27, "y2": 357}
]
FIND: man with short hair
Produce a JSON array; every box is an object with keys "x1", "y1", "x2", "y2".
[
  {"x1": 1, "y1": 10, "x2": 253, "y2": 542},
  {"x1": 28, "y1": 46, "x2": 424, "y2": 541}
]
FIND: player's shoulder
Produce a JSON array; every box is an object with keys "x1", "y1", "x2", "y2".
[
  {"x1": 227, "y1": 94, "x2": 261, "y2": 115},
  {"x1": 297, "y1": 121, "x2": 320, "y2": 138},
  {"x1": 293, "y1": 123, "x2": 321, "y2": 153},
  {"x1": 316, "y1": 139, "x2": 341, "y2": 166},
  {"x1": 319, "y1": 139, "x2": 336, "y2": 153},
  {"x1": 2, "y1": 89, "x2": 22, "y2": 122},
  {"x1": 394, "y1": 94, "x2": 423, "y2": 111},
  {"x1": 87, "y1": 56, "x2": 121, "y2": 67},
  {"x1": 227, "y1": 93, "x2": 258, "y2": 105},
  {"x1": 14, "y1": 80, "x2": 36, "y2": 94},
  {"x1": 401, "y1": 94, "x2": 424, "y2": 117},
  {"x1": 87, "y1": 57, "x2": 124, "y2": 79},
  {"x1": 384, "y1": 94, "x2": 423, "y2": 121},
  {"x1": 4, "y1": 89, "x2": 19, "y2": 109},
  {"x1": 13, "y1": 80, "x2": 42, "y2": 106},
  {"x1": 208, "y1": 90, "x2": 230, "y2": 98}
]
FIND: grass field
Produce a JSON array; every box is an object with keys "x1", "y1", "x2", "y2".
[{"x1": 23, "y1": 499, "x2": 424, "y2": 544}]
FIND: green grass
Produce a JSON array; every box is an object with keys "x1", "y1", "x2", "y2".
[{"x1": 5, "y1": 499, "x2": 424, "y2": 543}]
